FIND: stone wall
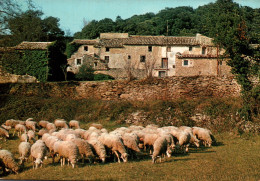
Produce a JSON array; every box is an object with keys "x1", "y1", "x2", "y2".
[{"x1": 0, "y1": 76, "x2": 241, "y2": 100}]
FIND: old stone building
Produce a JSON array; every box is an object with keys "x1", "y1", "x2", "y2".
[{"x1": 67, "y1": 33, "x2": 231, "y2": 79}]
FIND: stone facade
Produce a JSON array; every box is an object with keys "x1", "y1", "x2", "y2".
[
  {"x1": 1, "y1": 76, "x2": 241, "y2": 100},
  {"x1": 67, "y1": 33, "x2": 232, "y2": 79}
]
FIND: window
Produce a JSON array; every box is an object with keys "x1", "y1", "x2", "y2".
[
  {"x1": 140, "y1": 55, "x2": 146, "y2": 62},
  {"x1": 106, "y1": 47, "x2": 110, "y2": 52},
  {"x1": 128, "y1": 55, "x2": 131, "y2": 59},
  {"x1": 183, "y1": 60, "x2": 189, "y2": 66},
  {"x1": 84, "y1": 46, "x2": 88, "y2": 51},
  {"x1": 94, "y1": 62, "x2": 98, "y2": 67},
  {"x1": 189, "y1": 46, "x2": 192, "y2": 51},
  {"x1": 148, "y1": 46, "x2": 152, "y2": 52},
  {"x1": 105, "y1": 56, "x2": 109, "y2": 63},
  {"x1": 202, "y1": 47, "x2": 206, "y2": 55},
  {"x1": 161, "y1": 58, "x2": 168, "y2": 68},
  {"x1": 167, "y1": 46, "x2": 171, "y2": 52},
  {"x1": 76, "y1": 59, "x2": 82, "y2": 65},
  {"x1": 159, "y1": 71, "x2": 166, "y2": 77}
]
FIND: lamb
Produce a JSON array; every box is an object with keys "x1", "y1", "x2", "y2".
[
  {"x1": 18, "y1": 142, "x2": 31, "y2": 165},
  {"x1": 192, "y1": 127, "x2": 216, "y2": 147},
  {"x1": 20, "y1": 133, "x2": 28, "y2": 142},
  {"x1": 69, "y1": 120, "x2": 80, "y2": 129},
  {"x1": 0, "y1": 149, "x2": 19, "y2": 174},
  {"x1": 88, "y1": 139, "x2": 106, "y2": 163},
  {"x1": 54, "y1": 119, "x2": 69, "y2": 129},
  {"x1": 0, "y1": 127, "x2": 9, "y2": 141},
  {"x1": 54, "y1": 141, "x2": 79, "y2": 168},
  {"x1": 152, "y1": 135, "x2": 174, "y2": 163},
  {"x1": 27, "y1": 130, "x2": 36, "y2": 143},
  {"x1": 13, "y1": 124, "x2": 27, "y2": 137},
  {"x1": 39, "y1": 120, "x2": 50, "y2": 128},
  {"x1": 46, "y1": 123, "x2": 56, "y2": 131},
  {"x1": 30, "y1": 140, "x2": 48, "y2": 169},
  {"x1": 98, "y1": 133, "x2": 128, "y2": 163},
  {"x1": 25, "y1": 119, "x2": 38, "y2": 132},
  {"x1": 70, "y1": 138, "x2": 95, "y2": 164}
]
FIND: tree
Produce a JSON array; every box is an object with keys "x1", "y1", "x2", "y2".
[{"x1": 75, "y1": 64, "x2": 94, "y2": 81}]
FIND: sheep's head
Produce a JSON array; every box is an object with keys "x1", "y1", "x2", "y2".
[
  {"x1": 194, "y1": 139, "x2": 200, "y2": 147},
  {"x1": 121, "y1": 153, "x2": 128, "y2": 163},
  {"x1": 101, "y1": 157, "x2": 106, "y2": 163},
  {"x1": 12, "y1": 164, "x2": 20, "y2": 174},
  {"x1": 34, "y1": 158, "x2": 43, "y2": 169}
]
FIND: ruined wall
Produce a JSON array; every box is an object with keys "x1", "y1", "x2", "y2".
[{"x1": 0, "y1": 76, "x2": 241, "y2": 100}]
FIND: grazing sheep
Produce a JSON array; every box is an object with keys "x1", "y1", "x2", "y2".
[
  {"x1": 0, "y1": 150, "x2": 19, "y2": 174},
  {"x1": 54, "y1": 141, "x2": 79, "y2": 168},
  {"x1": 98, "y1": 133, "x2": 128, "y2": 163},
  {"x1": 88, "y1": 139, "x2": 107, "y2": 163},
  {"x1": 69, "y1": 120, "x2": 80, "y2": 129},
  {"x1": 20, "y1": 133, "x2": 28, "y2": 142},
  {"x1": 38, "y1": 129, "x2": 49, "y2": 138},
  {"x1": 89, "y1": 123, "x2": 103, "y2": 130},
  {"x1": 141, "y1": 133, "x2": 159, "y2": 153},
  {"x1": 121, "y1": 133, "x2": 141, "y2": 159},
  {"x1": 39, "y1": 120, "x2": 50, "y2": 129},
  {"x1": 0, "y1": 127, "x2": 9, "y2": 141},
  {"x1": 30, "y1": 140, "x2": 48, "y2": 169},
  {"x1": 25, "y1": 119, "x2": 38, "y2": 132},
  {"x1": 74, "y1": 129, "x2": 86, "y2": 138},
  {"x1": 169, "y1": 128, "x2": 191, "y2": 153},
  {"x1": 54, "y1": 119, "x2": 69, "y2": 129},
  {"x1": 27, "y1": 130, "x2": 36, "y2": 143},
  {"x1": 70, "y1": 138, "x2": 95, "y2": 164},
  {"x1": 179, "y1": 126, "x2": 200, "y2": 148},
  {"x1": 5, "y1": 119, "x2": 20, "y2": 128},
  {"x1": 13, "y1": 124, "x2": 27, "y2": 137},
  {"x1": 46, "y1": 123, "x2": 56, "y2": 131},
  {"x1": 44, "y1": 136, "x2": 60, "y2": 163},
  {"x1": 152, "y1": 136, "x2": 173, "y2": 163},
  {"x1": 18, "y1": 142, "x2": 31, "y2": 165},
  {"x1": 1, "y1": 124, "x2": 11, "y2": 132},
  {"x1": 192, "y1": 127, "x2": 215, "y2": 147}
]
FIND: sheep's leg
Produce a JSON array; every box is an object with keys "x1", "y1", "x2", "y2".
[
  {"x1": 12, "y1": 131, "x2": 16, "y2": 137},
  {"x1": 82, "y1": 154, "x2": 84, "y2": 164},
  {"x1": 114, "y1": 150, "x2": 121, "y2": 163}
]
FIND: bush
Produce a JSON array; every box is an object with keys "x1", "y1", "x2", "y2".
[
  {"x1": 94, "y1": 74, "x2": 114, "y2": 81},
  {"x1": 75, "y1": 64, "x2": 94, "y2": 81}
]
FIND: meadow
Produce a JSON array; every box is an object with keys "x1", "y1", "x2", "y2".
[{"x1": 0, "y1": 95, "x2": 259, "y2": 180}]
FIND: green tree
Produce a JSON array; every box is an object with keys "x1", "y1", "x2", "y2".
[{"x1": 75, "y1": 64, "x2": 94, "y2": 81}]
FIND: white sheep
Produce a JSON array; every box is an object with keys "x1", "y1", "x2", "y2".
[
  {"x1": 74, "y1": 129, "x2": 86, "y2": 138},
  {"x1": 46, "y1": 123, "x2": 56, "y2": 131},
  {"x1": 192, "y1": 127, "x2": 215, "y2": 147},
  {"x1": 54, "y1": 119, "x2": 69, "y2": 129},
  {"x1": 89, "y1": 123, "x2": 103, "y2": 130},
  {"x1": 27, "y1": 130, "x2": 36, "y2": 143},
  {"x1": 141, "y1": 133, "x2": 159, "y2": 153},
  {"x1": 25, "y1": 119, "x2": 38, "y2": 132},
  {"x1": 39, "y1": 120, "x2": 50, "y2": 128},
  {"x1": 179, "y1": 126, "x2": 200, "y2": 148},
  {"x1": 0, "y1": 127, "x2": 9, "y2": 141},
  {"x1": 44, "y1": 136, "x2": 60, "y2": 163},
  {"x1": 69, "y1": 120, "x2": 80, "y2": 129},
  {"x1": 169, "y1": 128, "x2": 191, "y2": 153},
  {"x1": 121, "y1": 133, "x2": 141, "y2": 159},
  {"x1": 13, "y1": 124, "x2": 27, "y2": 137},
  {"x1": 18, "y1": 142, "x2": 31, "y2": 165},
  {"x1": 38, "y1": 129, "x2": 49, "y2": 138},
  {"x1": 20, "y1": 133, "x2": 28, "y2": 142},
  {"x1": 70, "y1": 138, "x2": 95, "y2": 164},
  {"x1": 0, "y1": 149, "x2": 19, "y2": 174},
  {"x1": 30, "y1": 140, "x2": 48, "y2": 169},
  {"x1": 88, "y1": 138, "x2": 107, "y2": 163},
  {"x1": 5, "y1": 119, "x2": 20, "y2": 128},
  {"x1": 1, "y1": 124, "x2": 11, "y2": 132},
  {"x1": 152, "y1": 135, "x2": 174, "y2": 163},
  {"x1": 54, "y1": 141, "x2": 79, "y2": 168},
  {"x1": 98, "y1": 133, "x2": 128, "y2": 163}
]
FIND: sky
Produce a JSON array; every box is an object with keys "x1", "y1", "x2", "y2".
[{"x1": 22, "y1": 0, "x2": 260, "y2": 35}]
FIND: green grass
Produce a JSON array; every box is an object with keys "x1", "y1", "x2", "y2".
[{"x1": 1, "y1": 132, "x2": 259, "y2": 180}]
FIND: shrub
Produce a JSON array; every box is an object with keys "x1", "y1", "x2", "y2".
[
  {"x1": 94, "y1": 74, "x2": 114, "y2": 81},
  {"x1": 75, "y1": 64, "x2": 94, "y2": 81}
]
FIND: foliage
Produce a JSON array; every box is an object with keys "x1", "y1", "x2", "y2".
[
  {"x1": 65, "y1": 42, "x2": 81, "y2": 58},
  {"x1": 94, "y1": 73, "x2": 114, "y2": 81},
  {"x1": 75, "y1": 64, "x2": 94, "y2": 81}
]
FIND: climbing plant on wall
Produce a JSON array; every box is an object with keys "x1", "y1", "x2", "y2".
[{"x1": 65, "y1": 42, "x2": 81, "y2": 58}]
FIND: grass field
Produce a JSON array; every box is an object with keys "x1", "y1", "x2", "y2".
[{"x1": 1, "y1": 131, "x2": 259, "y2": 180}]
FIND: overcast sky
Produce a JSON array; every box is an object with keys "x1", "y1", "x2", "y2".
[{"x1": 23, "y1": 0, "x2": 260, "y2": 35}]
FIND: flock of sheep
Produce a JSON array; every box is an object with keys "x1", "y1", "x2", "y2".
[{"x1": 0, "y1": 118, "x2": 216, "y2": 175}]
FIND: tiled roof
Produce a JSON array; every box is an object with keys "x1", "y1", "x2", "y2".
[
  {"x1": 14, "y1": 42, "x2": 52, "y2": 50},
  {"x1": 72, "y1": 39, "x2": 99, "y2": 45},
  {"x1": 74, "y1": 35, "x2": 200, "y2": 48},
  {"x1": 176, "y1": 53, "x2": 219, "y2": 59}
]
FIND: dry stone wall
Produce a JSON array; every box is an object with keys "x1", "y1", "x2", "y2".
[{"x1": 0, "y1": 76, "x2": 241, "y2": 100}]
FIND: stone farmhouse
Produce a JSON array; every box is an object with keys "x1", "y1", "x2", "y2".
[{"x1": 67, "y1": 33, "x2": 231, "y2": 79}]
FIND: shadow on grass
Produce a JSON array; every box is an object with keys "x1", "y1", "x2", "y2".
[{"x1": 214, "y1": 141, "x2": 224, "y2": 147}]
